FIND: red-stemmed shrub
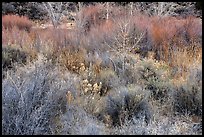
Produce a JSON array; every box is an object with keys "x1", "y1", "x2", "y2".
[
  {"x1": 149, "y1": 16, "x2": 202, "y2": 62},
  {"x1": 2, "y1": 26, "x2": 33, "y2": 48},
  {"x1": 2, "y1": 14, "x2": 33, "y2": 32}
]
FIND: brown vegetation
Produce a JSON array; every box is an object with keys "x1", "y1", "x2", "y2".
[{"x1": 2, "y1": 3, "x2": 202, "y2": 135}]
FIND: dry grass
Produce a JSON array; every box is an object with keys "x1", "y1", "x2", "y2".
[
  {"x1": 170, "y1": 44, "x2": 202, "y2": 81},
  {"x1": 58, "y1": 48, "x2": 87, "y2": 74}
]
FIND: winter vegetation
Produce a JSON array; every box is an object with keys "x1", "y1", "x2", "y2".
[{"x1": 2, "y1": 2, "x2": 202, "y2": 135}]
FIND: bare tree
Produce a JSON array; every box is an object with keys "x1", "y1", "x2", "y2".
[
  {"x1": 78, "y1": 2, "x2": 82, "y2": 12},
  {"x1": 42, "y1": 2, "x2": 61, "y2": 28},
  {"x1": 151, "y1": 2, "x2": 178, "y2": 16},
  {"x1": 103, "y1": 12, "x2": 146, "y2": 74},
  {"x1": 42, "y1": 2, "x2": 72, "y2": 28},
  {"x1": 75, "y1": 2, "x2": 85, "y2": 30},
  {"x1": 129, "y1": 2, "x2": 134, "y2": 16},
  {"x1": 135, "y1": 2, "x2": 197, "y2": 17},
  {"x1": 106, "y1": 2, "x2": 109, "y2": 20}
]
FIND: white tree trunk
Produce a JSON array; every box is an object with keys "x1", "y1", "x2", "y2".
[{"x1": 106, "y1": 2, "x2": 109, "y2": 20}]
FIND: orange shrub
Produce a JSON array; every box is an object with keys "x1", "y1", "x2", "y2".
[
  {"x1": 136, "y1": 15, "x2": 150, "y2": 31},
  {"x1": 76, "y1": 4, "x2": 104, "y2": 32},
  {"x1": 88, "y1": 19, "x2": 115, "y2": 41},
  {"x1": 149, "y1": 16, "x2": 202, "y2": 62},
  {"x1": 76, "y1": 4, "x2": 126, "y2": 33},
  {"x1": 2, "y1": 14, "x2": 33, "y2": 32}
]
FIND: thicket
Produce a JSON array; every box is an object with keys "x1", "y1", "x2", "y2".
[{"x1": 2, "y1": 2, "x2": 202, "y2": 135}]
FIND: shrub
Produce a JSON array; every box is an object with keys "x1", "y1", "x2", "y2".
[
  {"x1": 135, "y1": 58, "x2": 173, "y2": 102},
  {"x1": 2, "y1": 26, "x2": 34, "y2": 49},
  {"x1": 76, "y1": 4, "x2": 105, "y2": 33},
  {"x1": 2, "y1": 46, "x2": 37, "y2": 79},
  {"x1": 2, "y1": 14, "x2": 33, "y2": 31},
  {"x1": 2, "y1": 2, "x2": 48, "y2": 20},
  {"x1": 58, "y1": 48, "x2": 86, "y2": 74},
  {"x1": 79, "y1": 67, "x2": 120, "y2": 97},
  {"x1": 86, "y1": 20, "x2": 116, "y2": 52},
  {"x1": 173, "y1": 64, "x2": 202, "y2": 116},
  {"x1": 169, "y1": 44, "x2": 202, "y2": 79},
  {"x1": 149, "y1": 16, "x2": 202, "y2": 61},
  {"x1": 110, "y1": 117, "x2": 148, "y2": 135},
  {"x1": 105, "y1": 85, "x2": 151, "y2": 127},
  {"x1": 1, "y1": 3, "x2": 202, "y2": 135},
  {"x1": 71, "y1": 91, "x2": 107, "y2": 121},
  {"x1": 60, "y1": 106, "x2": 106, "y2": 135},
  {"x1": 96, "y1": 69, "x2": 121, "y2": 95},
  {"x1": 2, "y1": 47, "x2": 28, "y2": 71},
  {"x1": 104, "y1": 14, "x2": 150, "y2": 56},
  {"x1": 111, "y1": 114, "x2": 201, "y2": 135},
  {"x1": 2, "y1": 55, "x2": 81, "y2": 135}
]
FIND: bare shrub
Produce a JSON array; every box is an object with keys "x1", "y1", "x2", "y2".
[
  {"x1": 111, "y1": 115, "x2": 201, "y2": 135},
  {"x1": 2, "y1": 55, "x2": 80, "y2": 135},
  {"x1": 60, "y1": 106, "x2": 106, "y2": 135},
  {"x1": 135, "y1": 2, "x2": 198, "y2": 18}
]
